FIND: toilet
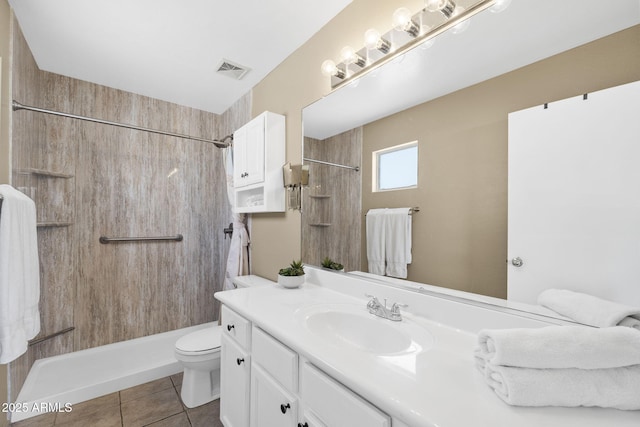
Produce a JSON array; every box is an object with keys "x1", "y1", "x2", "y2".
[{"x1": 174, "y1": 275, "x2": 271, "y2": 408}]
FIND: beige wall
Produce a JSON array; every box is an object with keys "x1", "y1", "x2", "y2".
[
  {"x1": 250, "y1": 0, "x2": 423, "y2": 279},
  {"x1": 360, "y1": 25, "x2": 640, "y2": 298},
  {"x1": 0, "y1": 0, "x2": 10, "y2": 424}
]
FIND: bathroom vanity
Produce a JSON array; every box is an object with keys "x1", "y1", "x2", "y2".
[{"x1": 215, "y1": 267, "x2": 640, "y2": 427}]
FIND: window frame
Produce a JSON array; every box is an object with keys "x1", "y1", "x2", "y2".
[{"x1": 372, "y1": 140, "x2": 418, "y2": 192}]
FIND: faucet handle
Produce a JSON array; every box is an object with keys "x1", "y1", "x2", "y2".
[
  {"x1": 365, "y1": 294, "x2": 380, "y2": 309},
  {"x1": 391, "y1": 302, "x2": 408, "y2": 314}
]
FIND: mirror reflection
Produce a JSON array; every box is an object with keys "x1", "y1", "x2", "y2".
[{"x1": 301, "y1": 0, "x2": 640, "y2": 305}]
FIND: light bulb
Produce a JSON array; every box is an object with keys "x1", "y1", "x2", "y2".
[
  {"x1": 340, "y1": 46, "x2": 365, "y2": 67},
  {"x1": 320, "y1": 59, "x2": 345, "y2": 79},
  {"x1": 425, "y1": 0, "x2": 456, "y2": 18},
  {"x1": 364, "y1": 28, "x2": 391, "y2": 53},
  {"x1": 392, "y1": 7, "x2": 420, "y2": 37}
]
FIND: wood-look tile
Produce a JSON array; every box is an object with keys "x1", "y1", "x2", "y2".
[
  {"x1": 185, "y1": 399, "x2": 222, "y2": 427},
  {"x1": 143, "y1": 412, "x2": 190, "y2": 427},
  {"x1": 121, "y1": 387, "x2": 183, "y2": 427},
  {"x1": 169, "y1": 373, "x2": 183, "y2": 388},
  {"x1": 120, "y1": 378, "x2": 174, "y2": 403},
  {"x1": 53, "y1": 393, "x2": 120, "y2": 426}
]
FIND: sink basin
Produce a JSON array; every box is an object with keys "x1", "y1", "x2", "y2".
[{"x1": 298, "y1": 305, "x2": 433, "y2": 355}]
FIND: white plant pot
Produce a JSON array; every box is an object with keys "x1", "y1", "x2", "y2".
[{"x1": 278, "y1": 274, "x2": 304, "y2": 289}]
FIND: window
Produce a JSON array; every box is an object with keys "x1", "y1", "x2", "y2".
[{"x1": 373, "y1": 141, "x2": 418, "y2": 192}]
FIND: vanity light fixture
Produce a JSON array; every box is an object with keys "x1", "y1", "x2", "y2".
[
  {"x1": 392, "y1": 7, "x2": 421, "y2": 38},
  {"x1": 321, "y1": 0, "x2": 499, "y2": 89}
]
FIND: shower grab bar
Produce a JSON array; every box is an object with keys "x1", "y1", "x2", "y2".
[
  {"x1": 28, "y1": 326, "x2": 75, "y2": 346},
  {"x1": 99, "y1": 234, "x2": 184, "y2": 244}
]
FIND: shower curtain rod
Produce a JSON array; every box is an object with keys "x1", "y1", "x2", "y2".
[
  {"x1": 12, "y1": 100, "x2": 233, "y2": 147},
  {"x1": 303, "y1": 157, "x2": 360, "y2": 172}
]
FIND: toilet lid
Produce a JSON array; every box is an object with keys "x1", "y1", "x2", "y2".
[{"x1": 175, "y1": 327, "x2": 221, "y2": 353}]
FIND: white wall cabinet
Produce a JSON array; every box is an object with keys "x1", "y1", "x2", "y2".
[
  {"x1": 219, "y1": 304, "x2": 392, "y2": 427},
  {"x1": 233, "y1": 111, "x2": 285, "y2": 213}
]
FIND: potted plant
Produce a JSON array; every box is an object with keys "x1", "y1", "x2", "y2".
[
  {"x1": 321, "y1": 257, "x2": 344, "y2": 272},
  {"x1": 278, "y1": 260, "x2": 305, "y2": 288}
]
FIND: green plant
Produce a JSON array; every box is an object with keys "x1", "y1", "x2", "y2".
[
  {"x1": 278, "y1": 259, "x2": 305, "y2": 276},
  {"x1": 321, "y1": 257, "x2": 344, "y2": 271}
]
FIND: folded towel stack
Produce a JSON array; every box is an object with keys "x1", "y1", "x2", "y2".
[
  {"x1": 475, "y1": 326, "x2": 640, "y2": 410},
  {"x1": 538, "y1": 289, "x2": 640, "y2": 330}
]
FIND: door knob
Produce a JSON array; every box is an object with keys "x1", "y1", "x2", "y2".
[{"x1": 511, "y1": 257, "x2": 524, "y2": 267}]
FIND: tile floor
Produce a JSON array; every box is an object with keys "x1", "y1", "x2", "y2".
[{"x1": 10, "y1": 373, "x2": 223, "y2": 427}]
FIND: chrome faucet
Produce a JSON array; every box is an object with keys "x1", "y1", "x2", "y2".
[{"x1": 365, "y1": 294, "x2": 408, "y2": 321}]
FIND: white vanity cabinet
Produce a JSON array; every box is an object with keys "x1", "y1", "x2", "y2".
[
  {"x1": 219, "y1": 303, "x2": 393, "y2": 427},
  {"x1": 233, "y1": 111, "x2": 285, "y2": 213}
]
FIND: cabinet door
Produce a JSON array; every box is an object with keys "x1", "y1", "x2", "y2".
[
  {"x1": 243, "y1": 114, "x2": 265, "y2": 186},
  {"x1": 233, "y1": 126, "x2": 247, "y2": 187},
  {"x1": 250, "y1": 363, "x2": 297, "y2": 427},
  {"x1": 220, "y1": 334, "x2": 251, "y2": 427}
]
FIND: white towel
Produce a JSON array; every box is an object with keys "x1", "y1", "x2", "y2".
[
  {"x1": 538, "y1": 289, "x2": 640, "y2": 329},
  {"x1": 484, "y1": 363, "x2": 640, "y2": 410},
  {"x1": 366, "y1": 209, "x2": 386, "y2": 276},
  {"x1": 384, "y1": 208, "x2": 412, "y2": 279},
  {"x1": 0, "y1": 185, "x2": 41, "y2": 363},
  {"x1": 477, "y1": 326, "x2": 640, "y2": 369}
]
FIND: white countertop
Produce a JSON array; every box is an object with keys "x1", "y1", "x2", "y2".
[{"x1": 215, "y1": 281, "x2": 640, "y2": 427}]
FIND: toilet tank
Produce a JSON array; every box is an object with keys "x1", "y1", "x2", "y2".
[{"x1": 232, "y1": 275, "x2": 273, "y2": 289}]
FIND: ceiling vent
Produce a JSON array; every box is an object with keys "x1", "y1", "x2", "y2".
[{"x1": 216, "y1": 59, "x2": 251, "y2": 80}]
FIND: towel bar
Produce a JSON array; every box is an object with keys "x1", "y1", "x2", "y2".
[
  {"x1": 28, "y1": 327, "x2": 75, "y2": 346},
  {"x1": 99, "y1": 234, "x2": 183, "y2": 244},
  {"x1": 365, "y1": 207, "x2": 420, "y2": 215}
]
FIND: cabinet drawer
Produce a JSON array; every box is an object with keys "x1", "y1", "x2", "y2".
[
  {"x1": 300, "y1": 362, "x2": 390, "y2": 427},
  {"x1": 252, "y1": 326, "x2": 298, "y2": 392},
  {"x1": 222, "y1": 305, "x2": 251, "y2": 349}
]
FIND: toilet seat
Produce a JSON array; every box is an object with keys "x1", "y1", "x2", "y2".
[{"x1": 175, "y1": 327, "x2": 221, "y2": 355}]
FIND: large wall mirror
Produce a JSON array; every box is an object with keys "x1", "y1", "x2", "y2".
[{"x1": 301, "y1": 0, "x2": 640, "y2": 310}]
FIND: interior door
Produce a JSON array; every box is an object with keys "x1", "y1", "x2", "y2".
[{"x1": 507, "y1": 80, "x2": 640, "y2": 305}]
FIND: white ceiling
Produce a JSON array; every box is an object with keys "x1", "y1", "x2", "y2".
[
  {"x1": 9, "y1": 0, "x2": 352, "y2": 114},
  {"x1": 304, "y1": 0, "x2": 640, "y2": 140}
]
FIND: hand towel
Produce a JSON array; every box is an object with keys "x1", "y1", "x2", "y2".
[
  {"x1": 538, "y1": 289, "x2": 640, "y2": 329},
  {"x1": 366, "y1": 209, "x2": 386, "y2": 276},
  {"x1": 484, "y1": 363, "x2": 640, "y2": 410},
  {"x1": 0, "y1": 185, "x2": 41, "y2": 363},
  {"x1": 384, "y1": 208, "x2": 412, "y2": 279},
  {"x1": 477, "y1": 326, "x2": 640, "y2": 369}
]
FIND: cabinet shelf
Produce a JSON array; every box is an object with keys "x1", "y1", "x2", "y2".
[
  {"x1": 37, "y1": 221, "x2": 73, "y2": 228},
  {"x1": 15, "y1": 168, "x2": 74, "y2": 179},
  {"x1": 309, "y1": 223, "x2": 332, "y2": 227},
  {"x1": 309, "y1": 194, "x2": 331, "y2": 199}
]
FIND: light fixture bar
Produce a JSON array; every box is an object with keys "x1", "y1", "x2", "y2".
[{"x1": 330, "y1": 0, "x2": 496, "y2": 90}]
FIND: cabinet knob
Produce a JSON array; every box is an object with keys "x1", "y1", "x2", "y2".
[
  {"x1": 298, "y1": 423, "x2": 308, "y2": 427},
  {"x1": 236, "y1": 358, "x2": 244, "y2": 365},
  {"x1": 227, "y1": 324, "x2": 234, "y2": 331},
  {"x1": 280, "y1": 403, "x2": 290, "y2": 414}
]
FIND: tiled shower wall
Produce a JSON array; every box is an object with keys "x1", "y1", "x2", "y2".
[
  {"x1": 9, "y1": 21, "x2": 249, "y2": 401},
  {"x1": 302, "y1": 128, "x2": 362, "y2": 271}
]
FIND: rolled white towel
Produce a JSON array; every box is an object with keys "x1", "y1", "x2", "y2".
[
  {"x1": 538, "y1": 289, "x2": 640, "y2": 329},
  {"x1": 484, "y1": 364, "x2": 640, "y2": 410},
  {"x1": 477, "y1": 326, "x2": 640, "y2": 369}
]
